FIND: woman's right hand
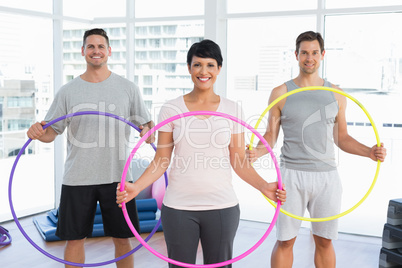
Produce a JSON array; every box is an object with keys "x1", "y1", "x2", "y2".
[
  {"x1": 246, "y1": 144, "x2": 259, "y2": 163},
  {"x1": 116, "y1": 182, "x2": 138, "y2": 208}
]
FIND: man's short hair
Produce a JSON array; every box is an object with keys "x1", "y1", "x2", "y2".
[
  {"x1": 83, "y1": 28, "x2": 110, "y2": 47},
  {"x1": 295, "y1": 31, "x2": 324, "y2": 54}
]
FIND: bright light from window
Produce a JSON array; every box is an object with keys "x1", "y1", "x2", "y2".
[
  {"x1": 0, "y1": 0, "x2": 52, "y2": 13},
  {"x1": 228, "y1": 0, "x2": 316, "y2": 13},
  {"x1": 135, "y1": 0, "x2": 204, "y2": 18},
  {"x1": 0, "y1": 13, "x2": 54, "y2": 222},
  {"x1": 326, "y1": 0, "x2": 402, "y2": 8},
  {"x1": 226, "y1": 15, "x2": 315, "y2": 151},
  {"x1": 227, "y1": 16, "x2": 316, "y2": 94},
  {"x1": 324, "y1": 13, "x2": 402, "y2": 94},
  {"x1": 63, "y1": 0, "x2": 126, "y2": 19}
]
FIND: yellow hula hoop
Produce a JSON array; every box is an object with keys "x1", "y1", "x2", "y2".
[{"x1": 249, "y1": 86, "x2": 382, "y2": 222}]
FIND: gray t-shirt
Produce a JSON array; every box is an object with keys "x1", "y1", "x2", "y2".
[
  {"x1": 45, "y1": 72, "x2": 151, "y2": 186},
  {"x1": 280, "y1": 79, "x2": 339, "y2": 172}
]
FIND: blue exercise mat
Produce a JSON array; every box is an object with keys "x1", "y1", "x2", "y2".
[
  {"x1": 47, "y1": 199, "x2": 158, "y2": 224},
  {"x1": 139, "y1": 220, "x2": 163, "y2": 233},
  {"x1": 136, "y1": 198, "x2": 158, "y2": 213},
  {"x1": 33, "y1": 198, "x2": 162, "y2": 241},
  {"x1": 47, "y1": 209, "x2": 105, "y2": 224},
  {"x1": 33, "y1": 215, "x2": 105, "y2": 242},
  {"x1": 33, "y1": 215, "x2": 162, "y2": 241}
]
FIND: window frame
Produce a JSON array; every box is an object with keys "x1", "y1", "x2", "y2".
[{"x1": 1, "y1": 0, "x2": 401, "y2": 236}]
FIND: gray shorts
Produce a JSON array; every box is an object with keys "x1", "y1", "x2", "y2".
[{"x1": 276, "y1": 167, "x2": 342, "y2": 241}]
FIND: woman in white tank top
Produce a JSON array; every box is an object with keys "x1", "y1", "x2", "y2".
[{"x1": 116, "y1": 39, "x2": 286, "y2": 267}]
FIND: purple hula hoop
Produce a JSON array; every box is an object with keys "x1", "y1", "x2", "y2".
[
  {"x1": 8, "y1": 111, "x2": 168, "y2": 267},
  {"x1": 120, "y1": 110, "x2": 283, "y2": 267}
]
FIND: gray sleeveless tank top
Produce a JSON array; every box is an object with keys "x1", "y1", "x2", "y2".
[{"x1": 280, "y1": 79, "x2": 339, "y2": 171}]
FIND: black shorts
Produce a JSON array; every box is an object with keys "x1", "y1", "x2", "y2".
[{"x1": 55, "y1": 182, "x2": 140, "y2": 240}]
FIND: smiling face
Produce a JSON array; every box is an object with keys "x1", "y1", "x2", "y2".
[
  {"x1": 296, "y1": 40, "x2": 325, "y2": 75},
  {"x1": 188, "y1": 56, "x2": 221, "y2": 91},
  {"x1": 81, "y1": 34, "x2": 111, "y2": 69}
]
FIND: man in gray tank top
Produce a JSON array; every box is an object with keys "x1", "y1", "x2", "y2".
[
  {"x1": 247, "y1": 31, "x2": 386, "y2": 268},
  {"x1": 27, "y1": 28, "x2": 154, "y2": 268}
]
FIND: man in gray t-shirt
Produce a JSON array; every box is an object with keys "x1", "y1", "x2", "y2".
[
  {"x1": 247, "y1": 31, "x2": 386, "y2": 268},
  {"x1": 27, "y1": 28, "x2": 154, "y2": 268}
]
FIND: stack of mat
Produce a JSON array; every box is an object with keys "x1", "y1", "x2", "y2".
[
  {"x1": 379, "y1": 198, "x2": 402, "y2": 268},
  {"x1": 33, "y1": 198, "x2": 163, "y2": 242}
]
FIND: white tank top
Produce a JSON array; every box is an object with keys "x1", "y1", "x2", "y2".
[{"x1": 157, "y1": 96, "x2": 244, "y2": 210}]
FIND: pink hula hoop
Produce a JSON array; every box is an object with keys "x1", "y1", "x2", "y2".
[{"x1": 120, "y1": 111, "x2": 282, "y2": 267}]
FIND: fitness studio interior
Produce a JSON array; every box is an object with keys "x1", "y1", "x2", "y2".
[{"x1": 1, "y1": 0, "x2": 401, "y2": 267}]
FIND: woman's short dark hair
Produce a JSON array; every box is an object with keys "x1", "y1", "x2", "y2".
[
  {"x1": 187, "y1": 39, "x2": 223, "y2": 67},
  {"x1": 83, "y1": 28, "x2": 110, "y2": 47},
  {"x1": 295, "y1": 31, "x2": 324, "y2": 54}
]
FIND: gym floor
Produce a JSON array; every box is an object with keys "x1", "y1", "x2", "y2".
[{"x1": 0, "y1": 213, "x2": 382, "y2": 267}]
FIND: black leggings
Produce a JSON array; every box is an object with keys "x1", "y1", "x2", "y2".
[{"x1": 161, "y1": 204, "x2": 240, "y2": 268}]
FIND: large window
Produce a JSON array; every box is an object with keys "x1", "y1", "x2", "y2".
[
  {"x1": 0, "y1": 0, "x2": 52, "y2": 13},
  {"x1": 134, "y1": 21, "x2": 204, "y2": 115},
  {"x1": 228, "y1": 0, "x2": 317, "y2": 13},
  {"x1": 323, "y1": 14, "x2": 402, "y2": 236},
  {"x1": 63, "y1": 0, "x2": 126, "y2": 19},
  {"x1": 135, "y1": 0, "x2": 204, "y2": 18},
  {"x1": 324, "y1": 13, "x2": 402, "y2": 94},
  {"x1": 227, "y1": 16, "x2": 316, "y2": 119},
  {"x1": 1, "y1": 0, "x2": 401, "y2": 238},
  {"x1": 0, "y1": 12, "x2": 54, "y2": 222},
  {"x1": 326, "y1": 0, "x2": 401, "y2": 8},
  {"x1": 224, "y1": 3, "x2": 402, "y2": 237},
  {"x1": 227, "y1": 16, "x2": 315, "y2": 228}
]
